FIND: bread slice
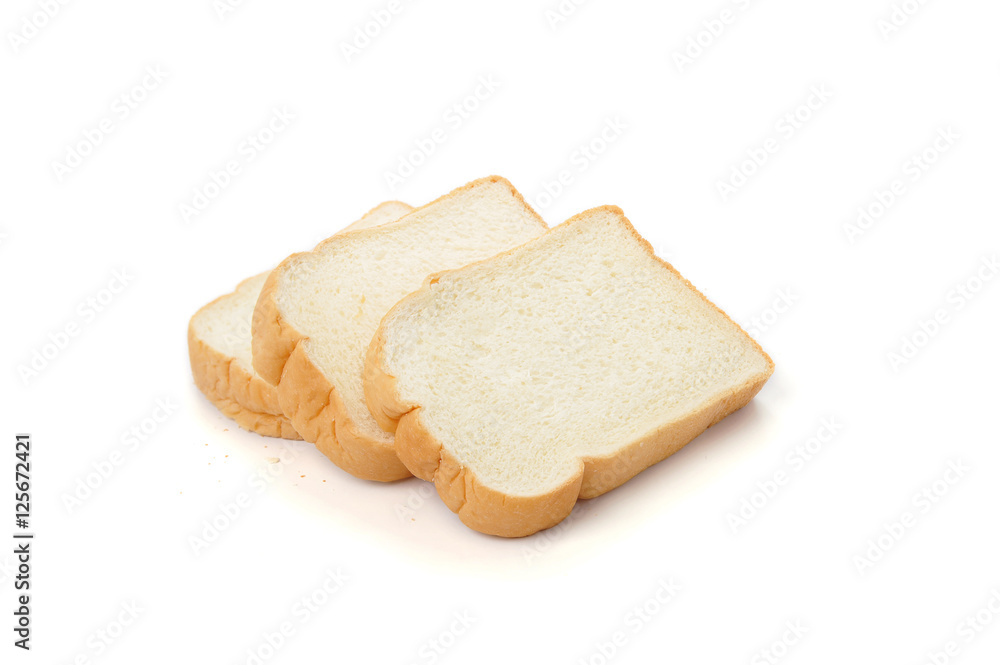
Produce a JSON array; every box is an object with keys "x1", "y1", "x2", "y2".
[
  {"x1": 365, "y1": 206, "x2": 774, "y2": 537},
  {"x1": 187, "y1": 201, "x2": 413, "y2": 438},
  {"x1": 252, "y1": 176, "x2": 548, "y2": 480}
]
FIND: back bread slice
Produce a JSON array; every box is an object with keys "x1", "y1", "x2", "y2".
[
  {"x1": 187, "y1": 201, "x2": 413, "y2": 438},
  {"x1": 252, "y1": 176, "x2": 549, "y2": 481},
  {"x1": 189, "y1": 272, "x2": 301, "y2": 439},
  {"x1": 365, "y1": 206, "x2": 774, "y2": 537}
]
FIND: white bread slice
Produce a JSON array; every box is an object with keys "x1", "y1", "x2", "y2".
[
  {"x1": 365, "y1": 206, "x2": 774, "y2": 537},
  {"x1": 252, "y1": 176, "x2": 548, "y2": 480},
  {"x1": 187, "y1": 201, "x2": 413, "y2": 438}
]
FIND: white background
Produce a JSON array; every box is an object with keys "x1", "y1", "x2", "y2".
[{"x1": 3, "y1": 0, "x2": 999, "y2": 663}]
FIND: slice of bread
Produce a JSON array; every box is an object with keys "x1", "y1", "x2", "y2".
[
  {"x1": 252, "y1": 176, "x2": 548, "y2": 481},
  {"x1": 365, "y1": 206, "x2": 774, "y2": 537},
  {"x1": 187, "y1": 201, "x2": 412, "y2": 438}
]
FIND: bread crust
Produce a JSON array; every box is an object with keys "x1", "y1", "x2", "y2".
[
  {"x1": 275, "y1": 338, "x2": 411, "y2": 480},
  {"x1": 188, "y1": 278, "x2": 301, "y2": 440},
  {"x1": 252, "y1": 247, "x2": 411, "y2": 480},
  {"x1": 248, "y1": 200, "x2": 426, "y2": 480},
  {"x1": 251, "y1": 180, "x2": 545, "y2": 483},
  {"x1": 364, "y1": 205, "x2": 775, "y2": 537}
]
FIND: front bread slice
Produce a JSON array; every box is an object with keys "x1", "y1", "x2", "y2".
[
  {"x1": 187, "y1": 200, "x2": 412, "y2": 439},
  {"x1": 365, "y1": 206, "x2": 774, "y2": 537},
  {"x1": 252, "y1": 176, "x2": 548, "y2": 481}
]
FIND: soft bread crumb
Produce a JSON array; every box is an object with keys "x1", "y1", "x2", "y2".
[{"x1": 377, "y1": 206, "x2": 773, "y2": 501}]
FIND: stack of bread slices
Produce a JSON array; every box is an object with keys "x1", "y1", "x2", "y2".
[{"x1": 188, "y1": 176, "x2": 773, "y2": 537}]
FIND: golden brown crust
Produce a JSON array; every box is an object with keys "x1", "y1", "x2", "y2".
[
  {"x1": 362, "y1": 332, "x2": 412, "y2": 436},
  {"x1": 252, "y1": 251, "x2": 411, "y2": 480},
  {"x1": 273, "y1": 342, "x2": 411, "y2": 480},
  {"x1": 363, "y1": 205, "x2": 775, "y2": 537},
  {"x1": 577, "y1": 374, "x2": 768, "y2": 498},
  {"x1": 251, "y1": 180, "x2": 546, "y2": 483},
  {"x1": 187, "y1": 311, "x2": 301, "y2": 440},
  {"x1": 394, "y1": 408, "x2": 586, "y2": 537}
]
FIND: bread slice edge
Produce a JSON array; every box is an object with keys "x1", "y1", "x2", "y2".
[
  {"x1": 249, "y1": 200, "x2": 416, "y2": 479},
  {"x1": 188, "y1": 274, "x2": 302, "y2": 440}
]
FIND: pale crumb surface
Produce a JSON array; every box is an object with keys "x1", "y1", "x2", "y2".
[{"x1": 381, "y1": 208, "x2": 771, "y2": 495}]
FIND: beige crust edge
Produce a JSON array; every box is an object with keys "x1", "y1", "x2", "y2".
[
  {"x1": 187, "y1": 312, "x2": 301, "y2": 440},
  {"x1": 363, "y1": 205, "x2": 775, "y2": 537},
  {"x1": 251, "y1": 179, "x2": 546, "y2": 483},
  {"x1": 249, "y1": 200, "x2": 418, "y2": 481},
  {"x1": 252, "y1": 247, "x2": 411, "y2": 481}
]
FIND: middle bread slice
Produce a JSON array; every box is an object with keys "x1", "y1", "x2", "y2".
[{"x1": 252, "y1": 176, "x2": 548, "y2": 481}]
